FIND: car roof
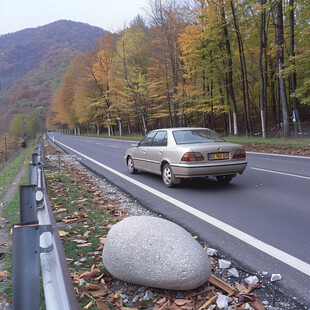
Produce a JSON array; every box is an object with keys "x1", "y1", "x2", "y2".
[{"x1": 152, "y1": 127, "x2": 211, "y2": 132}]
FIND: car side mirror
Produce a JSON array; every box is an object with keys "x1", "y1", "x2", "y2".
[{"x1": 131, "y1": 143, "x2": 138, "y2": 147}]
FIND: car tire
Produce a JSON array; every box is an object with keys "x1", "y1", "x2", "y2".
[
  {"x1": 127, "y1": 156, "x2": 137, "y2": 174},
  {"x1": 216, "y1": 175, "x2": 233, "y2": 184},
  {"x1": 162, "y1": 163, "x2": 175, "y2": 188}
]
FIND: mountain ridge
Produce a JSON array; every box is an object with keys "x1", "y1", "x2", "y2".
[{"x1": 0, "y1": 20, "x2": 107, "y2": 121}]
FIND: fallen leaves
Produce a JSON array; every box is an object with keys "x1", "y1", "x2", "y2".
[
  {"x1": 58, "y1": 230, "x2": 69, "y2": 237},
  {"x1": 53, "y1": 208, "x2": 67, "y2": 214},
  {"x1": 60, "y1": 212, "x2": 88, "y2": 224},
  {"x1": 0, "y1": 242, "x2": 8, "y2": 248},
  {"x1": 0, "y1": 270, "x2": 11, "y2": 282}
]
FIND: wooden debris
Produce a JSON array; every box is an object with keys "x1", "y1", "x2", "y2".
[
  {"x1": 198, "y1": 295, "x2": 218, "y2": 310},
  {"x1": 208, "y1": 274, "x2": 238, "y2": 296}
]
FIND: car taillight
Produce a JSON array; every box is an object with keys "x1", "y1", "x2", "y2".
[
  {"x1": 181, "y1": 152, "x2": 204, "y2": 162},
  {"x1": 233, "y1": 149, "x2": 246, "y2": 159}
]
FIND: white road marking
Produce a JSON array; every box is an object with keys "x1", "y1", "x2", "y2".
[
  {"x1": 247, "y1": 151, "x2": 310, "y2": 159},
  {"x1": 54, "y1": 139, "x2": 310, "y2": 276},
  {"x1": 96, "y1": 143, "x2": 103, "y2": 145},
  {"x1": 250, "y1": 167, "x2": 310, "y2": 180},
  {"x1": 109, "y1": 145, "x2": 120, "y2": 148}
]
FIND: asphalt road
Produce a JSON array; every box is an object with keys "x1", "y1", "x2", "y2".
[{"x1": 49, "y1": 132, "x2": 310, "y2": 305}]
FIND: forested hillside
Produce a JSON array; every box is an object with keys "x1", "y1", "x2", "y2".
[
  {"x1": 0, "y1": 20, "x2": 107, "y2": 121},
  {"x1": 48, "y1": 0, "x2": 310, "y2": 138}
]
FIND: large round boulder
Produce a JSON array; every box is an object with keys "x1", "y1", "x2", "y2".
[{"x1": 102, "y1": 216, "x2": 211, "y2": 290}]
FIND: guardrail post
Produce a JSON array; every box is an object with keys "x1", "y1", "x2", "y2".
[
  {"x1": 20, "y1": 185, "x2": 38, "y2": 224},
  {"x1": 32, "y1": 153, "x2": 39, "y2": 165},
  {"x1": 29, "y1": 164, "x2": 38, "y2": 185},
  {"x1": 12, "y1": 225, "x2": 40, "y2": 310}
]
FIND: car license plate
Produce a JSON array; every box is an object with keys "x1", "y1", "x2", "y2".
[{"x1": 208, "y1": 152, "x2": 229, "y2": 160}]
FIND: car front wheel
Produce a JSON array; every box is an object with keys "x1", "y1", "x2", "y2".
[
  {"x1": 162, "y1": 164, "x2": 175, "y2": 188},
  {"x1": 127, "y1": 156, "x2": 137, "y2": 174},
  {"x1": 216, "y1": 175, "x2": 233, "y2": 184}
]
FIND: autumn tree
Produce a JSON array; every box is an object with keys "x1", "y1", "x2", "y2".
[
  {"x1": 147, "y1": 0, "x2": 183, "y2": 128},
  {"x1": 115, "y1": 16, "x2": 152, "y2": 135}
]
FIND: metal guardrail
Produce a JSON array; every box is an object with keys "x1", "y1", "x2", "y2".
[{"x1": 12, "y1": 136, "x2": 80, "y2": 310}]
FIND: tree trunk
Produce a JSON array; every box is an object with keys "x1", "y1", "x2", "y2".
[
  {"x1": 172, "y1": 10, "x2": 179, "y2": 127},
  {"x1": 270, "y1": 63, "x2": 277, "y2": 123},
  {"x1": 223, "y1": 113, "x2": 228, "y2": 136},
  {"x1": 220, "y1": 1, "x2": 238, "y2": 135},
  {"x1": 127, "y1": 116, "x2": 131, "y2": 135},
  {"x1": 203, "y1": 112, "x2": 207, "y2": 128},
  {"x1": 230, "y1": 0, "x2": 250, "y2": 137},
  {"x1": 141, "y1": 114, "x2": 147, "y2": 136},
  {"x1": 277, "y1": 0, "x2": 289, "y2": 137},
  {"x1": 228, "y1": 110, "x2": 232, "y2": 135},
  {"x1": 164, "y1": 58, "x2": 174, "y2": 128},
  {"x1": 259, "y1": 0, "x2": 267, "y2": 138},
  {"x1": 289, "y1": 0, "x2": 302, "y2": 135},
  {"x1": 96, "y1": 117, "x2": 100, "y2": 136}
]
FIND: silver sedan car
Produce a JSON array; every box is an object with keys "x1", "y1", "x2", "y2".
[{"x1": 124, "y1": 128, "x2": 247, "y2": 187}]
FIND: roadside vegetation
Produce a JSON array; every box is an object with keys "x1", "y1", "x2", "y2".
[
  {"x1": 0, "y1": 110, "x2": 44, "y2": 166},
  {"x1": 0, "y1": 142, "x2": 34, "y2": 200},
  {"x1": 0, "y1": 144, "x2": 34, "y2": 305}
]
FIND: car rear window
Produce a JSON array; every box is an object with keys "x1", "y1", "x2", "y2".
[{"x1": 172, "y1": 129, "x2": 225, "y2": 144}]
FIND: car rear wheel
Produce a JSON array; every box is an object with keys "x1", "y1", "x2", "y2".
[
  {"x1": 162, "y1": 164, "x2": 175, "y2": 188},
  {"x1": 127, "y1": 156, "x2": 137, "y2": 174},
  {"x1": 216, "y1": 175, "x2": 233, "y2": 184}
]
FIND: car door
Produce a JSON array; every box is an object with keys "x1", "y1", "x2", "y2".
[
  {"x1": 133, "y1": 131, "x2": 157, "y2": 170},
  {"x1": 146, "y1": 131, "x2": 168, "y2": 174}
]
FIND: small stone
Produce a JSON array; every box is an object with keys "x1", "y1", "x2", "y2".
[
  {"x1": 270, "y1": 274, "x2": 282, "y2": 282},
  {"x1": 216, "y1": 292, "x2": 232, "y2": 309},
  {"x1": 228, "y1": 268, "x2": 239, "y2": 278},
  {"x1": 219, "y1": 259, "x2": 231, "y2": 269},
  {"x1": 79, "y1": 280, "x2": 88, "y2": 286},
  {"x1": 132, "y1": 295, "x2": 139, "y2": 303},
  {"x1": 143, "y1": 289, "x2": 154, "y2": 301},
  {"x1": 206, "y1": 248, "x2": 218, "y2": 256},
  {"x1": 244, "y1": 275, "x2": 259, "y2": 285}
]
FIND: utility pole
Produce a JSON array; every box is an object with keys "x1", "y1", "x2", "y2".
[
  {"x1": 22, "y1": 122, "x2": 27, "y2": 147},
  {"x1": 4, "y1": 135, "x2": 8, "y2": 162}
]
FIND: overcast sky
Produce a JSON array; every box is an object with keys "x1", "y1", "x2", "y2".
[{"x1": 0, "y1": 0, "x2": 149, "y2": 35}]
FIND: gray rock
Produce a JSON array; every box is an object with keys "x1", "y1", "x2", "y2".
[
  {"x1": 206, "y1": 247, "x2": 218, "y2": 256},
  {"x1": 102, "y1": 216, "x2": 211, "y2": 290},
  {"x1": 270, "y1": 274, "x2": 282, "y2": 282},
  {"x1": 143, "y1": 289, "x2": 154, "y2": 300},
  {"x1": 244, "y1": 275, "x2": 259, "y2": 285},
  {"x1": 219, "y1": 259, "x2": 231, "y2": 269},
  {"x1": 228, "y1": 268, "x2": 239, "y2": 278},
  {"x1": 216, "y1": 292, "x2": 232, "y2": 309}
]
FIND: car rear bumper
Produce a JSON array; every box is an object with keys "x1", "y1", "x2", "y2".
[{"x1": 171, "y1": 161, "x2": 247, "y2": 178}]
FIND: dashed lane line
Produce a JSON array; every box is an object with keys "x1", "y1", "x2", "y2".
[{"x1": 250, "y1": 167, "x2": 310, "y2": 180}]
